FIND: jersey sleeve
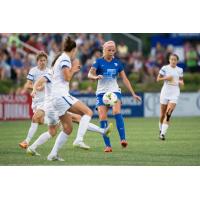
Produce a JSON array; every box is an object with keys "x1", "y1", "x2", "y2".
[
  {"x1": 43, "y1": 73, "x2": 51, "y2": 83},
  {"x1": 118, "y1": 60, "x2": 124, "y2": 73},
  {"x1": 179, "y1": 68, "x2": 183, "y2": 78},
  {"x1": 159, "y1": 66, "x2": 166, "y2": 76},
  {"x1": 92, "y1": 59, "x2": 99, "y2": 70},
  {"x1": 60, "y1": 59, "x2": 71, "y2": 68},
  {"x1": 27, "y1": 68, "x2": 34, "y2": 81}
]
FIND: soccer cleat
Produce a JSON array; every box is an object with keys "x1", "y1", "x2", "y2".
[
  {"x1": 104, "y1": 123, "x2": 113, "y2": 137},
  {"x1": 120, "y1": 140, "x2": 128, "y2": 148},
  {"x1": 159, "y1": 134, "x2": 165, "y2": 140},
  {"x1": 73, "y1": 141, "x2": 90, "y2": 150},
  {"x1": 47, "y1": 154, "x2": 65, "y2": 161},
  {"x1": 104, "y1": 146, "x2": 112, "y2": 153},
  {"x1": 26, "y1": 147, "x2": 40, "y2": 156},
  {"x1": 19, "y1": 140, "x2": 29, "y2": 149}
]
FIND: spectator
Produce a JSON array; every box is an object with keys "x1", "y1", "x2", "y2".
[
  {"x1": 186, "y1": 46, "x2": 198, "y2": 73},
  {"x1": 70, "y1": 81, "x2": 81, "y2": 95},
  {"x1": 117, "y1": 41, "x2": 128, "y2": 57},
  {"x1": 11, "y1": 52, "x2": 24, "y2": 84},
  {"x1": 0, "y1": 51, "x2": 11, "y2": 80}
]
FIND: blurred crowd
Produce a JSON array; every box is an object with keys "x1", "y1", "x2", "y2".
[{"x1": 0, "y1": 33, "x2": 200, "y2": 93}]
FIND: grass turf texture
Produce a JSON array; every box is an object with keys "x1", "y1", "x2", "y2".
[{"x1": 0, "y1": 117, "x2": 200, "y2": 166}]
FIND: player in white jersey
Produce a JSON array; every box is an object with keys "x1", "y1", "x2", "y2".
[
  {"x1": 19, "y1": 52, "x2": 48, "y2": 149},
  {"x1": 157, "y1": 54, "x2": 184, "y2": 140},
  {"x1": 26, "y1": 70, "x2": 112, "y2": 156},
  {"x1": 46, "y1": 36, "x2": 96, "y2": 161},
  {"x1": 88, "y1": 41, "x2": 141, "y2": 152}
]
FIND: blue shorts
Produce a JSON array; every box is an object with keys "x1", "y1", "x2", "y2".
[{"x1": 96, "y1": 92, "x2": 122, "y2": 107}]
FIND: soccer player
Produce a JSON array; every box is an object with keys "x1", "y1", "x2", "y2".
[
  {"x1": 157, "y1": 53, "x2": 184, "y2": 140},
  {"x1": 88, "y1": 40, "x2": 141, "y2": 152},
  {"x1": 19, "y1": 51, "x2": 48, "y2": 149},
  {"x1": 46, "y1": 36, "x2": 95, "y2": 161},
  {"x1": 27, "y1": 69, "x2": 112, "y2": 156}
]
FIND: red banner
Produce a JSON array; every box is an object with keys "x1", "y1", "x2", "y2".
[{"x1": 0, "y1": 94, "x2": 33, "y2": 120}]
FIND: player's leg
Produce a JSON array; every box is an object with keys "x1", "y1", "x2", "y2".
[
  {"x1": 160, "y1": 102, "x2": 176, "y2": 140},
  {"x1": 69, "y1": 112, "x2": 112, "y2": 136},
  {"x1": 47, "y1": 112, "x2": 73, "y2": 161},
  {"x1": 112, "y1": 99, "x2": 127, "y2": 148},
  {"x1": 159, "y1": 104, "x2": 167, "y2": 134},
  {"x1": 19, "y1": 109, "x2": 44, "y2": 149},
  {"x1": 69, "y1": 100, "x2": 93, "y2": 149},
  {"x1": 27, "y1": 124, "x2": 58, "y2": 156},
  {"x1": 98, "y1": 105, "x2": 112, "y2": 152}
]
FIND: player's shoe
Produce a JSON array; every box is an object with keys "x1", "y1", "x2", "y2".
[
  {"x1": 47, "y1": 154, "x2": 64, "y2": 161},
  {"x1": 26, "y1": 147, "x2": 40, "y2": 156},
  {"x1": 73, "y1": 140, "x2": 90, "y2": 150},
  {"x1": 104, "y1": 146, "x2": 112, "y2": 153},
  {"x1": 159, "y1": 134, "x2": 165, "y2": 140},
  {"x1": 120, "y1": 140, "x2": 128, "y2": 148},
  {"x1": 104, "y1": 123, "x2": 113, "y2": 137},
  {"x1": 19, "y1": 140, "x2": 29, "y2": 149}
]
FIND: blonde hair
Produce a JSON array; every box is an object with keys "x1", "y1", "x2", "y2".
[{"x1": 102, "y1": 40, "x2": 116, "y2": 56}]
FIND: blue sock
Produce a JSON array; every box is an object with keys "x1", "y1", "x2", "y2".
[
  {"x1": 100, "y1": 120, "x2": 111, "y2": 147},
  {"x1": 114, "y1": 113, "x2": 126, "y2": 141}
]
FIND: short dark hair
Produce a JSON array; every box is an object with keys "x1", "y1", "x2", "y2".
[
  {"x1": 36, "y1": 51, "x2": 48, "y2": 61},
  {"x1": 169, "y1": 53, "x2": 179, "y2": 61}
]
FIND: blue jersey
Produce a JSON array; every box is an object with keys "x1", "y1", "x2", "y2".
[{"x1": 93, "y1": 57, "x2": 124, "y2": 94}]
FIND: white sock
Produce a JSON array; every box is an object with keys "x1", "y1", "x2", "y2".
[
  {"x1": 30, "y1": 132, "x2": 52, "y2": 150},
  {"x1": 75, "y1": 115, "x2": 91, "y2": 142},
  {"x1": 161, "y1": 124, "x2": 169, "y2": 135},
  {"x1": 25, "y1": 122, "x2": 38, "y2": 144},
  {"x1": 88, "y1": 123, "x2": 104, "y2": 135},
  {"x1": 159, "y1": 122, "x2": 162, "y2": 132},
  {"x1": 50, "y1": 131, "x2": 69, "y2": 156}
]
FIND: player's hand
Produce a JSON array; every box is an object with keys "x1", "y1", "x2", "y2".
[
  {"x1": 179, "y1": 79, "x2": 184, "y2": 86},
  {"x1": 133, "y1": 94, "x2": 142, "y2": 102},
  {"x1": 31, "y1": 90, "x2": 36, "y2": 98},
  {"x1": 72, "y1": 59, "x2": 81, "y2": 73},
  {"x1": 165, "y1": 75, "x2": 173, "y2": 81},
  {"x1": 95, "y1": 75, "x2": 103, "y2": 80},
  {"x1": 36, "y1": 85, "x2": 45, "y2": 91}
]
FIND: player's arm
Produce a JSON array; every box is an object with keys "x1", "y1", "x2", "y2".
[
  {"x1": 156, "y1": 74, "x2": 173, "y2": 82},
  {"x1": 179, "y1": 77, "x2": 184, "y2": 87},
  {"x1": 119, "y1": 70, "x2": 141, "y2": 102},
  {"x1": 62, "y1": 59, "x2": 80, "y2": 82},
  {"x1": 88, "y1": 67, "x2": 103, "y2": 80},
  {"x1": 31, "y1": 77, "x2": 47, "y2": 98}
]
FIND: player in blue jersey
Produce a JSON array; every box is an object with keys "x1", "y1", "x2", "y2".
[{"x1": 88, "y1": 41, "x2": 141, "y2": 152}]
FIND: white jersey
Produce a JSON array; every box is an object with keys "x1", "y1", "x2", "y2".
[
  {"x1": 159, "y1": 64, "x2": 183, "y2": 98},
  {"x1": 27, "y1": 66, "x2": 48, "y2": 103},
  {"x1": 51, "y1": 52, "x2": 72, "y2": 97}
]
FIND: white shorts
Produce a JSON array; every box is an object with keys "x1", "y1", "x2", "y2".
[
  {"x1": 44, "y1": 102, "x2": 59, "y2": 125},
  {"x1": 52, "y1": 94, "x2": 79, "y2": 117},
  {"x1": 160, "y1": 87, "x2": 180, "y2": 105},
  {"x1": 160, "y1": 94, "x2": 179, "y2": 105},
  {"x1": 31, "y1": 101, "x2": 45, "y2": 113}
]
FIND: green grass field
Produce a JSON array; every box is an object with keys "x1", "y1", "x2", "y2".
[{"x1": 0, "y1": 117, "x2": 200, "y2": 166}]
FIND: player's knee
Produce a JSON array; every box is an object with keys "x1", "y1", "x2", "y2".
[
  {"x1": 85, "y1": 108, "x2": 93, "y2": 117},
  {"x1": 32, "y1": 115, "x2": 40, "y2": 123},
  {"x1": 99, "y1": 113, "x2": 107, "y2": 120},
  {"x1": 63, "y1": 126, "x2": 73, "y2": 135}
]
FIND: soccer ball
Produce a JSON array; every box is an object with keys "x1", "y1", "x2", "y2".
[{"x1": 103, "y1": 92, "x2": 118, "y2": 106}]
